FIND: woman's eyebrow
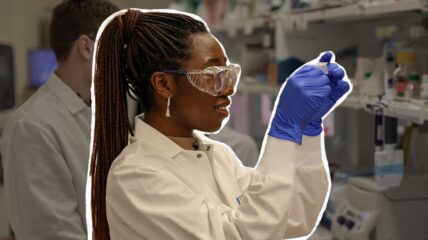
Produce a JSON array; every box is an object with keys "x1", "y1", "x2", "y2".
[{"x1": 204, "y1": 57, "x2": 228, "y2": 65}]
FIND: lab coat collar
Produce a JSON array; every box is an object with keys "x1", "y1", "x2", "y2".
[
  {"x1": 133, "y1": 115, "x2": 214, "y2": 159},
  {"x1": 46, "y1": 73, "x2": 89, "y2": 115}
]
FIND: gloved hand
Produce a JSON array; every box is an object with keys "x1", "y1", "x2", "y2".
[
  {"x1": 268, "y1": 54, "x2": 332, "y2": 144},
  {"x1": 302, "y1": 52, "x2": 352, "y2": 136}
]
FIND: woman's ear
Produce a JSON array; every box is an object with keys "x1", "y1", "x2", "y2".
[{"x1": 150, "y1": 72, "x2": 176, "y2": 98}]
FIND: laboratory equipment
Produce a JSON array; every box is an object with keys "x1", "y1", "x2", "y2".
[
  {"x1": 357, "y1": 57, "x2": 384, "y2": 98},
  {"x1": 331, "y1": 175, "x2": 428, "y2": 240},
  {"x1": 374, "y1": 116, "x2": 403, "y2": 188},
  {"x1": 383, "y1": 41, "x2": 396, "y2": 100},
  {"x1": 374, "y1": 114, "x2": 383, "y2": 152},
  {"x1": 330, "y1": 112, "x2": 426, "y2": 239},
  {"x1": 0, "y1": 44, "x2": 14, "y2": 110},
  {"x1": 393, "y1": 51, "x2": 418, "y2": 99}
]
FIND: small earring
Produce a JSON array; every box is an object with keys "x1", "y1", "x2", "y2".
[{"x1": 166, "y1": 96, "x2": 171, "y2": 117}]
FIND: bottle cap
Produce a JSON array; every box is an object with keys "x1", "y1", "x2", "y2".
[{"x1": 408, "y1": 74, "x2": 420, "y2": 82}]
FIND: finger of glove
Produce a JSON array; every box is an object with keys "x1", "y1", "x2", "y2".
[
  {"x1": 327, "y1": 63, "x2": 345, "y2": 82},
  {"x1": 330, "y1": 79, "x2": 351, "y2": 101},
  {"x1": 340, "y1": 78, "x2": 350, "y2": 89},
  {"x1": 337, "y1": 79, "x2": 351, "y2": 96},
  {"x1": 319, "y1": 51, "x2": 333, "y2": 63}
]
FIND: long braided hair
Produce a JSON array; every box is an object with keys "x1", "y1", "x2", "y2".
[{"x1": 90, "y1": 9, "x2": 208, "y2": 239}]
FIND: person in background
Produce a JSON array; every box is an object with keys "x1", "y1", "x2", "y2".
[
  {"x1": 0, "y1": 0, "x2": 118, "y2": 239},
  {"x1": 89, "y1": 9, "x2": 351, "y2": 240},
  {"x1": 208, "y1": 126, "x2": 259, "y2": 167}
]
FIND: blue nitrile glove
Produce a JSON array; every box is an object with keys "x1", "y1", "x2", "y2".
[
  {"x1": 303, "y1": 52, "x2": 351, "y2": 136},
  {"x1": 268, "y1": 59, "x2": 332, "y2": 144}
]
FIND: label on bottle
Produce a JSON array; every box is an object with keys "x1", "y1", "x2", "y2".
[
  {"x1": 374, "y1": 149, "x2": 403, "y2": 188},
  {"x1": 395, "y1": 80, "x2": 408, "y2": 94}
]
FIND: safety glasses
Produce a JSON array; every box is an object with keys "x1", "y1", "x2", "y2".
[{"x1": 163, "y1": 63, "x2": 241, "y2": 96}]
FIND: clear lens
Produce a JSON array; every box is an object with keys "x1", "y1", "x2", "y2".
[
  {"x1": 186, "y1": 64, "x2": 241, "y2": 96},
  {"x1": 187, "y1": 73, "x2": 217, "y2": 95}
]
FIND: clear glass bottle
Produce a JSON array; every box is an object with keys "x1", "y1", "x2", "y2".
[{"x1": 393, "y1": 51, "x2": 419, "y2": 99}]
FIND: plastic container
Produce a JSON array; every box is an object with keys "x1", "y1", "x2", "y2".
[{"x1": 393, "y1": 51, "x2": 419, "y2": 98}]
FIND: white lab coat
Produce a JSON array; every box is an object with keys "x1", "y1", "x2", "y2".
[
  {"x1": 0, "y1": 74, "x2": 89, "y2": 239},
  {"x1": 106, "y1": 117, "x2": 330, "y2": 240}
]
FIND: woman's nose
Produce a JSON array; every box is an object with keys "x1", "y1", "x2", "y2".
[{"x1": 219, "y1": 81, "x2": 236, "y2": 96}]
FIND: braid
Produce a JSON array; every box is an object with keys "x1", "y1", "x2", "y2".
[
  {"x1": 90, "y1": 9, "x2": 208, "y2": 240},
  {"x1": 91, "y1": 12, "x2": 128, "y2": 239}
]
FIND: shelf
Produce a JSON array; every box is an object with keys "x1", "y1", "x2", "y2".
[
  {"x1": 301, "y1": 0, "x2": 425, "y2": 23},
  {"x1": 382, "y1": 99, "x2": 428, "y2": 124},
  {"x1": 340, "y1": 95, "x2": 428, "y2": 124},
  {"x1": 235, "y1": 82, "x2": 428, "y2": 123},
  {"x1": 211, "y1": 0, "x2": 428, "y2": 34},
  {"x1": 362, "y1": 0, "x2": 425, "y2": 16},
  {"x1": 302, "y1": 4, "x2": 363, "y2": 23}
]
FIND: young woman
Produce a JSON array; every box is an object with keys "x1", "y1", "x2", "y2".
[{"x1": 90, "y1": 8, "x2": 351, "y2": 240}]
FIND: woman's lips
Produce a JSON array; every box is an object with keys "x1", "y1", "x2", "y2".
[{"x1": 215, "y1": 106, "x2": 229, "y2": 118}]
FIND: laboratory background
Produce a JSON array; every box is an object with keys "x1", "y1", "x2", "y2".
[{"x1": 1, "y1": 0, "x2": 428, "y2": 239}]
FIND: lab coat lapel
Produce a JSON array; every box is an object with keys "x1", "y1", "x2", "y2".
[
  {"x1": 47, "y1": 73, "x2": 89, "y2": 115},
  {"x1": 134, "y1": 116, "x2": 182, "y2": 159},
  {"x1": 197, "y1": 135, "x2": 241, "y2": 208}
]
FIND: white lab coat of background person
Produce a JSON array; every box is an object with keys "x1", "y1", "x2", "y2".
[
  {"x1": 208, "y1": 125, "x2": 259, "y2": 168},
  {"x1": 0, "y1": 74, "x2": 89, "y2": 239},
  {"x1": 106, "y1": 116, "x2": 329, "y2": 240}
]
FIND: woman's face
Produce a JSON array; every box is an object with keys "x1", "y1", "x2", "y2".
[{"x1": 172, "y1": 32, "x2": 235, "y2": 134}]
